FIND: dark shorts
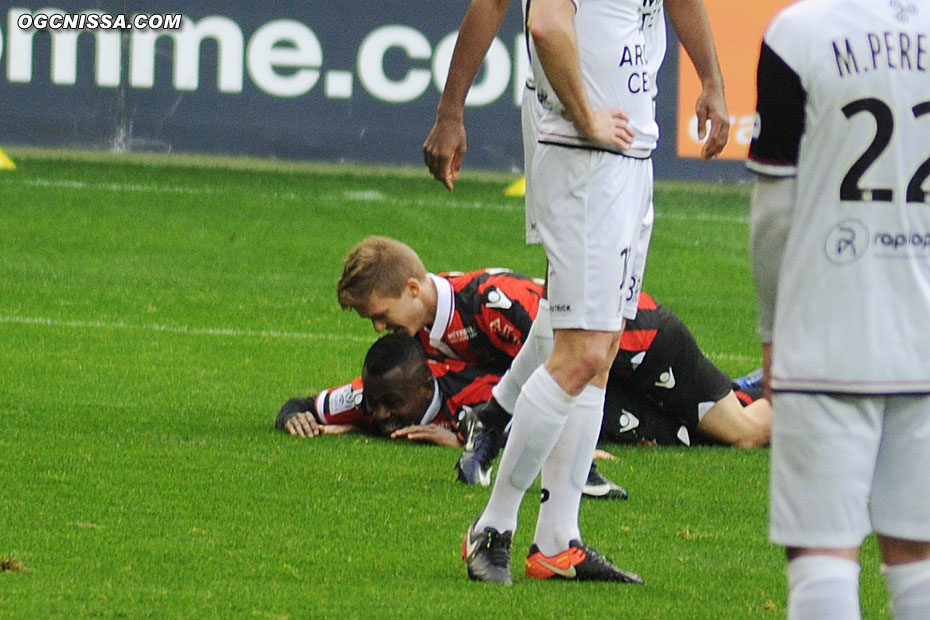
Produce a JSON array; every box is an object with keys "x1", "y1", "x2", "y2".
[{"x1": 600, "y1": 306, "x2": 735, "y2": 446}]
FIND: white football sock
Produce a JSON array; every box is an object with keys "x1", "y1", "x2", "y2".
[
  {"x1": 475, "y1": 366, "x2": 573, "y2": 535},
  {"x1": 787, "y1": 555, "x2": 861, "y2": 620},
  {"x1": 491, "y1": 300, "x2": 554, "y2": 414},
  {"x1": 882, "y1": 558, "x2": 930, "y2": 620},
  {"x1": 533, "y1": 384, "x2": 605, "y2": 556}
]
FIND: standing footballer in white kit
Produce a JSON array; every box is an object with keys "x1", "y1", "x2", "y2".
[
  {"x1": 747, "y1": 1, "x2": 930, "y2": 618},
  {"x1": 462, "y1": 0, "x2": 661, "y2": 584}
]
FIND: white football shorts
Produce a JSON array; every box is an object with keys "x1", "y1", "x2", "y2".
[
  {"x1": 530, "y1": 142, "x2": 653, "y2": 332},
  {"x1": 522, "y1": 84, "x2": 542, "y2": 245},
  {"x1": 769, "y1": 392, "x2": 930, "y2": 548}
]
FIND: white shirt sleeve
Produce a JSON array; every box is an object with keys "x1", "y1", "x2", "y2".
[{"x1": 750, "y1": 175, "x2": 795, "y2": 342}]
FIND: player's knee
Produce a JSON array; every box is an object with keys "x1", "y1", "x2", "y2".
[{"x1": 573, "y1": 346, "x2": 614, "y2": 382}]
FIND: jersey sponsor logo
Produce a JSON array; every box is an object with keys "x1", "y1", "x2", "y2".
[
  {"x1": 485, "y1": 288, "x2": 513, "y2": 310},
  {"x1": 873, "y1": 230, "x2": 930, "y2": 256},
  {"x1": 550, "y1": 304, "x2": 572, "y2": 313},
  {"x1": 326, "y1": 383, "x2": 364, "y2": 414},
  {"x1": 655, "y1": 368, "x2": 676, "y2": 389},
  {"x1": 446, "y1": 325, "x2": 479, "y2": 344},
  {"x1": 824, "y1": 219, "x2": 869, "y2": 265},
  {"x1": 490, "y1": 318, "x2": 519, "y2": 343}
]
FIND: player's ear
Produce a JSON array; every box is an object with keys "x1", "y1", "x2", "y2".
[{"x1": 405, "y1": 277, "x2": 421, "y2": 299}]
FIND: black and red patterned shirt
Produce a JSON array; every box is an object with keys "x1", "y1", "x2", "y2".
[
  {"x1": 613, "y1": 291, "x2": 663, "y2": 377},
  {"x1": 311, "y1": 358, "x2": 500, "y2": 442},
  {"x1": 418, "y1": 269, "x2": 543, "y2": 373}
]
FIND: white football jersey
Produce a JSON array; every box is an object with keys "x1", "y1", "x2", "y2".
[
  {"x1": 748, "y1": 0, "x2": 930, "y2": 393},
  {"x1": 530, "y1": 0, "x2": 662, "y2": 156}
]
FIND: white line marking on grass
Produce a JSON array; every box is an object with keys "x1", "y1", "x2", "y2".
[
  {"x1": 339, "y1": 190, "x2": 749, "y2": 223},
  {"x1": 705, "y1": 351, "x2": 758, "y2": 366},
  {"x1": 0, "y1": 315, "x2": 372, "y2": 343},
  {"x1": 3, "y1": 177, "x2": 748, "y2": 224},
  {"x1": 657, "y1": 212, "x2": 748, "y2": 225},
  {"x1": 1, "y1": 177, "x2": 300, "y2": 201}
]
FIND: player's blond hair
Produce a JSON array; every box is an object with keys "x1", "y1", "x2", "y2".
[{"x1": 337, "y1": 236, "x2": 428, "y2": 310}]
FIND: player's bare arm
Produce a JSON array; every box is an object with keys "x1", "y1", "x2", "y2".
[
  {"x1": 527, "y1": 0, "x2": 633, "y2": 150},
  {"x1": 391, "y1": 424, "x2": 462, "y2": 447},
  {"x1": 665, "y1": 0, "x2": 729, "y2": 160},
  {"x1": 423, "y1": 0, "x2": 512, "y2": 191}
]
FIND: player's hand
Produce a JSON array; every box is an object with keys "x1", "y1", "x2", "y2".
[
  {"x1": 391, "y1": 425, "x2": 462, "y2": 447},
  {"x1": 574, "y1": 108, "x2": 634, "y2": 151},
  {"x1": 694, "y1": 85, "x2": 729, "y2": 161},
  {"x1": 594, "y1": 449, "x2": 617, "y2": 461},
  {"x1": 423, "y1": 117, "x2": 466, "y2": 191},
  {"x1": 284, "y1": 411, "x2": 321, "y2": 438}
]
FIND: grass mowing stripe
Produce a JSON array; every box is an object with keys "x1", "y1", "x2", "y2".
[{"x1": 0, "y1": 315, "x2": 371, "y2": 343}]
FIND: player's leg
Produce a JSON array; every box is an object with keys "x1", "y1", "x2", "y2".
[
  {"x1": 696, "y1": 391, "x2": 771, "y2": 447},
  {"x1": 630, "y1": 304, "x2": 767, "y2": 446},
  {"x1": 785, "y1": 549, "x2": 862, "y2": 620},
  {"x1": 532, "y1": 370, "x2": 611, "y2": 556},
  {"x1": 872, "y1": 394, "x2": 930, "y2": 620},
  {"x1": 771, "y1": 393, "x2": 884, "y2": 619},
  {"x1": 473, "y1": 330, "x2": 614, "y2": 533},
  {"x1": 491, "y1": 299, "x2": 554, "y2": 414},
  {"x1": 521, "y1": 152, "x2": 647, "y2": 581}
]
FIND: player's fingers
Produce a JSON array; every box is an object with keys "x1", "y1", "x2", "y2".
[
  {"x1": 695, "y1": 107, "x2": 710, "y2": 141},
  {"x1": 616, "y1": 124, "x2": 634, "y2": 147},
  {"x1": 295, "y1": 412, "x2": 319, "y2": 437},
  {"x1": 390, "y1": 426, "x2": 412, "y2": 439},
  {"x1": 609, "y1": 108, "x2": 629, "y2": 121},
  {"x1": 702, "y1": 117, "x2": 731, "y2": 160},
  {"x1": 286, "y1": 419, "x2": 306, "y2": 437}
]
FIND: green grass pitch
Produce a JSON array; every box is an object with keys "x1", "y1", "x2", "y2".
[{"x1": 0, "y1": 148, "x2": 891, "y2": 618}]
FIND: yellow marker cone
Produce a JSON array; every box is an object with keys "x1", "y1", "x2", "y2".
[
  {"x1": 504, "y1": 176, "x2": 525, "y2": 197},
  {"x1": 0, "y1": 148, "x2": 16, "y2": 170}
]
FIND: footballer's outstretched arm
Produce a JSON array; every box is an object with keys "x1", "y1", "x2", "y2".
[
  {"x1": 665, "y1": 0, "x2": 729, "y2": 160},
  {"x1": 424, "y1": 0, "x2": 512, "y2": 191}
]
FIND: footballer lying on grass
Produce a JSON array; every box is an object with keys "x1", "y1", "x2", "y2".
[{"x1": 275, "y1": 329, "x2": 769, "y2": 491}]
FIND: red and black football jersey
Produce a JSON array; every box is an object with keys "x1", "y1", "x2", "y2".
[
  {"x1": 310, "y1": 359, "x2": 500, "y2": 441},
  {"x1": 419, "y1": 269, "x2": 543, "y2": 373},
  {"x1": 612, "y1": 291, "x2": 663, "y2": 378}
]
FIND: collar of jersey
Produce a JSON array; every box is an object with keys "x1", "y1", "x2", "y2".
[
  {"x1": 418, "y1": 378, "x2": 442, "y2": 426},
  {"x1": 427, "y1": 273, "x2": 455, "y2": 351}
]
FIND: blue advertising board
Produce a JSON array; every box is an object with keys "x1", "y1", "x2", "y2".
[{"x1": 0, "y1": 2, "x2": 749, "y2": 181}]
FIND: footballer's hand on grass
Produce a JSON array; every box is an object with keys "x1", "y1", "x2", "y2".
[
  {"x1": 285, "y1": 412, "x2": 320, "y2": 438},
  {"x1": 391, "y1": 425, "x2": 461, "y2": 447},
  {"x1": 423, "y1": 118, "x2": 466, "y2": 191},
  {"x1": 594, "y1": 449, "x2": 617, "y2": 461}
]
